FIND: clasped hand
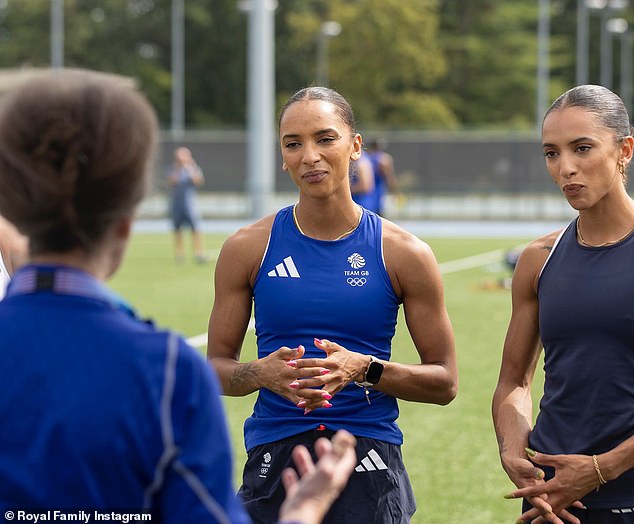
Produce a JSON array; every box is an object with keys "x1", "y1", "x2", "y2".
[
  {"x1": 261, "y1": 338, "x2": 367, "y2": 414},
  {"x1": 504, "y1": 450, "x2": 598, "y2": 524}
]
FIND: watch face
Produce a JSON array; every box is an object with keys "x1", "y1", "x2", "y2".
[{"x1": 366, "y1": 360, "x2": 384, "y2": 384}]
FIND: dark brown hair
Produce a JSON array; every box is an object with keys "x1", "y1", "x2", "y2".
[
  {"x1": 0, "y1": 69, "x2": 157, "y2": 255},
  {"x1": 278, "y1": 86, "x2": 356, "y2": 132},
  {"x1": 544, "y1": 84, "x2": 632, "y2": 141}
]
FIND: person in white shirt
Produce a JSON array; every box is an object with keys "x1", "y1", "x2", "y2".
[{"x1": 0, "y1": 215, "x2": 27, "y2": 299}]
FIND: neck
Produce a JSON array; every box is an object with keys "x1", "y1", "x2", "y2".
[
  {"x1": 293, "y1": 199, "x2": 362, "y2": 241},
  {"x1": 577, "y1": 197, "x2": 634, "y2": 247},
  {"x1": 29, "y1": 251, "x2": 112, "y2": 281},
  {"x1": 28, "y1": 217, "x2": 131, "y2": 281}
]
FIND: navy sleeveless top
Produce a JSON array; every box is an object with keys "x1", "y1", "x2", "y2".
[
  {"x1": 534, "y1": 220, "x2": 634, "y2": 508},
  {"x1": 245, "y1": 205, "x2": 402, "y2": 450}
]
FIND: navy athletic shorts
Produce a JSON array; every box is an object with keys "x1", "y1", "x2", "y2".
[{"x1": 238, "y1": 426, "x2": 416, "y2": 524}]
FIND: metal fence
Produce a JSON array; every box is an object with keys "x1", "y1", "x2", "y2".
[{"x1": 145, "y1": 129, "x2": 579, "y2": 221}]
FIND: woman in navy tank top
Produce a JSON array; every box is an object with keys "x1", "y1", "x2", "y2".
[
  {"x1": 208, "y1": 87, "x2": 457, "y2": 524},
  {"x1": 493, "y1": 85, "x2": 634, "y2": 523}
]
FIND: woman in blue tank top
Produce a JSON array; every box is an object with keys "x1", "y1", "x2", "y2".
[
  {"x1": 208, "y1": 87, "x2": 457, "y2": 524},
  {"x1": 493, "y1": 85, "x2": 634, "y2": 524}
]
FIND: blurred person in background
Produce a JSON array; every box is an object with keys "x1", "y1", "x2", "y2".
[
  {"x1": 366, "y1": 138, "x2": 398, "y2": 216},
  {"x1": 0, "y1": 69, "x2": 356, "y2": 524},
  {"x1": 167, "y1": 146, "x2": 207, "y2": 263},
  {"x1": 349, "y1": 149, "x2": 375, "y2": 210},
  {"x1": 207, "y1": 86, "x2": 457, "y2": 524},
  {"x1": 493, "y1": 85, "x2": 634, "y2": 524}
]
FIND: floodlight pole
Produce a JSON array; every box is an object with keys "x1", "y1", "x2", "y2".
[
  {"x1": 246, "y1": 0, "x2": 276, "y2": 218},
  {"x1": 171, "y1": 0, "x2": 185, "y2": 137},
  {"x1": 316, "y1": 21, "x2": 341, "y2": 86},
  {"x1": 599, "y1": 0, "x2": 629, "y2": 88},
  {"x1": 577, "y1": 0, "x2": 590, "y2": 85},
  {"x1": 536, "y1": 0, "x2": 550, "y2": 130},
  {"x1": 50, "y1": 0, "x2": 64, "y2": 69},
  {"x1": 621, "y1": 31, "x2": 633, "y2": 115},
  {"x1": 600, "y1": 8, "x2": 613, "y2": 87}
]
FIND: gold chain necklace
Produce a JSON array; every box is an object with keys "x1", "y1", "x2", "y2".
[
  {"x1": 293, "y1": 204, "x2": 363, "y2": 241},
  {"x1": 576, "y1": 217, "x2": 634, "y2": 248}
]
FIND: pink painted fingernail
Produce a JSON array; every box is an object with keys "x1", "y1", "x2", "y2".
[
  {"x1": 323, "y1": 401, "x2": 333, "y2": 408},
  {"x1": 289, "y1": 381, "x2": 300, "y2": 389},
  {"x1": 320, "y1": 369, "x2": 330, "y2": 375},
  {"x1": 314, "y1": 338, "x2": 322, "y2": 345},
  {"x1": 287, "y1": 360, "x2": 297, "y2": 367},
  {"x1": 321, "y1": 392, "x2": 332, "y2": 400},
  {"x1": 297, "y1": 400, "x2": 307, "y2": 408},
  {"x1": 304, "y1": 408, "x2": 312, "y2": 415}
]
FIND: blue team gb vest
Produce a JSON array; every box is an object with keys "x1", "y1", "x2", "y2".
[{"x1": 244, "y1": 205, "x2": 402, "y2": 450}]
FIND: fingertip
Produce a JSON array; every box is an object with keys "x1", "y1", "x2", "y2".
[
  {"x1": 281, "y1": 466, "x2": 298, "y2": 491},
  {"x1": 535, "y1": 468, "x2": 545, "y2": 480}
]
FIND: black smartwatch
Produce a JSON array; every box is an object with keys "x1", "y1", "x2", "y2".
[{"x1": 355, "y1": 355, "x2": 384, "y2": 387}]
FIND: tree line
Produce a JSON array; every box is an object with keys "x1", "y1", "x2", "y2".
[{"x1": 0, "y1": 0, "x2": 629, "y2": 130}]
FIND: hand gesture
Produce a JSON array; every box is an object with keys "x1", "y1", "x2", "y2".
[
  {"x1": 279, "y1": 430, "x2": 357, "y2": 524},
  {"x1": 256, "y1": 344, "x2": 309, "y2": 405},
  {"x1": 290, "y1": 338, "x2": 369, "y2": 414},
  {"x1": 505, "y1": 450, "x2": 594, "y2": 524}
]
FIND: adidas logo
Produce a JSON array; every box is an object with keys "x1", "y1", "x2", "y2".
[
  {"x1": 267, "y1": 256, "x2": 300, "y2": 278},
  {"x1": 354, "y1": 448, "x2": 388, "y2": 472},
  {"x1": 611, "y1": 508, "x2": 634, "y2": 514}
]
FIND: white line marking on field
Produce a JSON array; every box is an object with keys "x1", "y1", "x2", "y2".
[
  {"x1": 205, "y1": 248, "x2": 221, "y2": 261},
  {"x1": 438, "y1": 248, "x2": 506, "y2": 274},
  {"x1": 186, "y1": 248, "x2": 512, "y2": 347}
]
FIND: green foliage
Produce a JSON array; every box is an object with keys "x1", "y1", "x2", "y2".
[
  {"x1": 0, "y1": 0, "x2": 630, "y2": 129},
  {"x1": 0, "y1": 1, "x2": 49, "y2": 66},
  {"x1": 110, "y1": 230, "x2": 546, "y2": 523}
]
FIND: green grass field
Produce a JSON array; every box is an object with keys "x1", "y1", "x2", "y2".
[{"x1": 110, "y1": 230, "x2": 545, "y2": 523}]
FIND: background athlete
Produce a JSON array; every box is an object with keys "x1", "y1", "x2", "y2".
[{"x1": 208, "y1": 86, "x2": 457, "y2": 524}]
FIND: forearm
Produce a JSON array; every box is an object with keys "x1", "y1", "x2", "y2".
[
  {"x1": 492, "y1": 384, "x2": 533, "y2": 467},
  {"x1": 373, "y1": 360, "x2": 457, "y2": 405},
  {"x1": 599, "y1": 433, "x2": 634, "y2": 482},
  {"x1": 209, "y1": 356, "x2": 262, "y2": 397}
]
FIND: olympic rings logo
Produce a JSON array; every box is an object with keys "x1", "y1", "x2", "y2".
[{"x1": 346, "y1": 277, "x2": 367, "y2": 287}]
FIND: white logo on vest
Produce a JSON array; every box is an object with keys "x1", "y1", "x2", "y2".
[{"x1": 345, "y1": 253, "x2": 369, "y2": 287}]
